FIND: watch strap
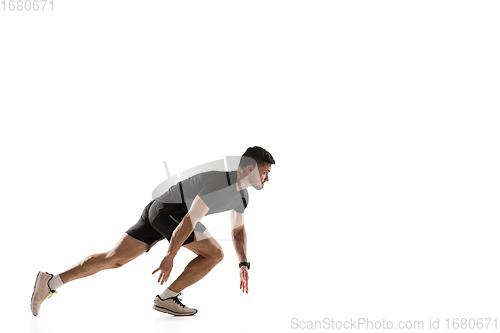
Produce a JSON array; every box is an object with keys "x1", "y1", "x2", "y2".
[{"x1": 239, "y1": 261, "x2": 250, "y2": 269}]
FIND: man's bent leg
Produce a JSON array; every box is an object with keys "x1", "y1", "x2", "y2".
[
  {"x1": 59, "y1": 233, "x2": 148, "y2": 284},
  {"x1": 168, "y1": 236, "x2": 224, "y2": 293},
  {"x1": 152, "y1": 227, "x2": 221, "y2": 316}
]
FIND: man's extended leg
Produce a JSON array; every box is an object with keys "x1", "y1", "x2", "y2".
[
  {"x1": 31, "y1": 234, "x2": 148, "y2": 316},
  {"x1": 59, "y1": 233, "x2": 148, "y2": 284}
]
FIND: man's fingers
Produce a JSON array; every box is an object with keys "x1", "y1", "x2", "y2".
[
  {"x1": 152, "y1": 268, "x2": 159, "y2": 275},
  {"x1": 157, "y1": 271, "x2": 170, "y2": 285},
  {"x1": 239, "y1": 269, "x2": 249, "y2": 293},
  {"x1": 240, "y1": 278, "x2": 249, "y2": 293}
]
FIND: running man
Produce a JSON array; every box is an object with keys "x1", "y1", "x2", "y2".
[{"x1": 31, "y1": 146, "x2": 275, "y2": 316}]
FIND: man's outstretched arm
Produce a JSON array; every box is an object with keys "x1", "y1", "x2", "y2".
[{"x1": 230, "y1": 210, "x2": 249, "y2": 293}]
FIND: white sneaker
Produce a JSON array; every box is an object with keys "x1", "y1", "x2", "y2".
[
  {"x1": 31, "y1": 271, "x2": 57, "y2": 316},
  {"x1": 153, "y1": 294, "x2": 198, "y2": 316}
]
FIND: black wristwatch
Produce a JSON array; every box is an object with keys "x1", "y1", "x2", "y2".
[{"x1": 239, "y1": 262, "x2": 250, "y2": 270}]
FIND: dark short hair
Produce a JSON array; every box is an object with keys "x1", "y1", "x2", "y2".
[{"x1": 238, "y1": 146, "x2": 275, "y2": 169}]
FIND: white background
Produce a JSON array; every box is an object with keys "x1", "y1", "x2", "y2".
[{"x1": 1, "y1": 1, "x2": 499, "y2": 332}]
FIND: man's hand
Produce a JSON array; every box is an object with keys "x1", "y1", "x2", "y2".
[
  {"x1": 152, "y1": 255, "x2": 174, "y2": 285},
  {"x1": 239, "y1": 266, "x2": 249, "y2": 294}
]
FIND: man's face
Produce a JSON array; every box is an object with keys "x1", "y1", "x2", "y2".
[{"x1": 248, "y1": 162, "x2": 272, "y2": 190}]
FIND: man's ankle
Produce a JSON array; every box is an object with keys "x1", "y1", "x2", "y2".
[{"x1": 159, "y1": 287, "x2": 180, "y2": 299}]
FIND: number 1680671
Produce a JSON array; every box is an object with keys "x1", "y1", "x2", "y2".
[{"x1": 2, "y1": 0, "x2": 54, "y2": 11}]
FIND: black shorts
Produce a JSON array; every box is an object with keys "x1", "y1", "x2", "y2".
[{"x1": 126, "y1": 199, "x2": 206, "y2": 252}]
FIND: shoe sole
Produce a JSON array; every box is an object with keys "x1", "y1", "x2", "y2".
[
  {"x1": 152, "y1": 305, "x2": 197, "y2": 316},
  {"x1": 31, "y1": 271, "x2": 44, "y2": 316},
  {"x1": 31, "y1": 271, "x2": 55, "y2": 316}
]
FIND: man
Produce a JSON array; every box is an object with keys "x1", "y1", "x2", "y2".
[{"x1": 30, "y1": 146, "x2": 275, "y2": 316}]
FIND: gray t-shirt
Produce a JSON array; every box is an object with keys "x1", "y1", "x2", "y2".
[{"x1": 155, "y1": 170, "x2": 249, "y2": 215}]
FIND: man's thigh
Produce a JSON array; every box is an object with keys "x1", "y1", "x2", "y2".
[
  {"x1": 106, "y1": 233, "x2": 149, "y2": 263},
  {"x1": 183, "y1": 232, "x2": 223, "y2": 259}
]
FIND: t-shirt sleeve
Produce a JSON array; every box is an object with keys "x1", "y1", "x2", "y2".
[
  {"x1": 243, "y1": 190, "x2": 249, "y2": 208},
  {"x1": 196, "y1": 173, "x2": 227, "y2": 209},
  {"x1": 233, "y1": 189, "x2": 249, "y2": 214}
]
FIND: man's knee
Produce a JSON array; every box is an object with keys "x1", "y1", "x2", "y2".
[
  {"x1": 104, "y1": 252, "x2": 127, "y2": 269},
  {"x1": 102, "y1": 234, "x2": 147, "y2": 269},
  {"x1": 209, "y1": 247, "x2": 224, "y2": 263},
  {"x1": 184, "y1": 238, "x2": 224, "y2": 263}
]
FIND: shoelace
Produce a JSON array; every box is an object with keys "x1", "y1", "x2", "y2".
[
  {"x1": 43, "y1": 290, "x2": 58, "y2": 303},
  {"x1": 171, "y1": 293, "x2": 185, "y2": 308}
]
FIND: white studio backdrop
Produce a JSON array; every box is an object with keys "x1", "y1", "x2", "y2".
[{"x1": 1, "y1": 1, "x2": 499, "y2": 332}]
